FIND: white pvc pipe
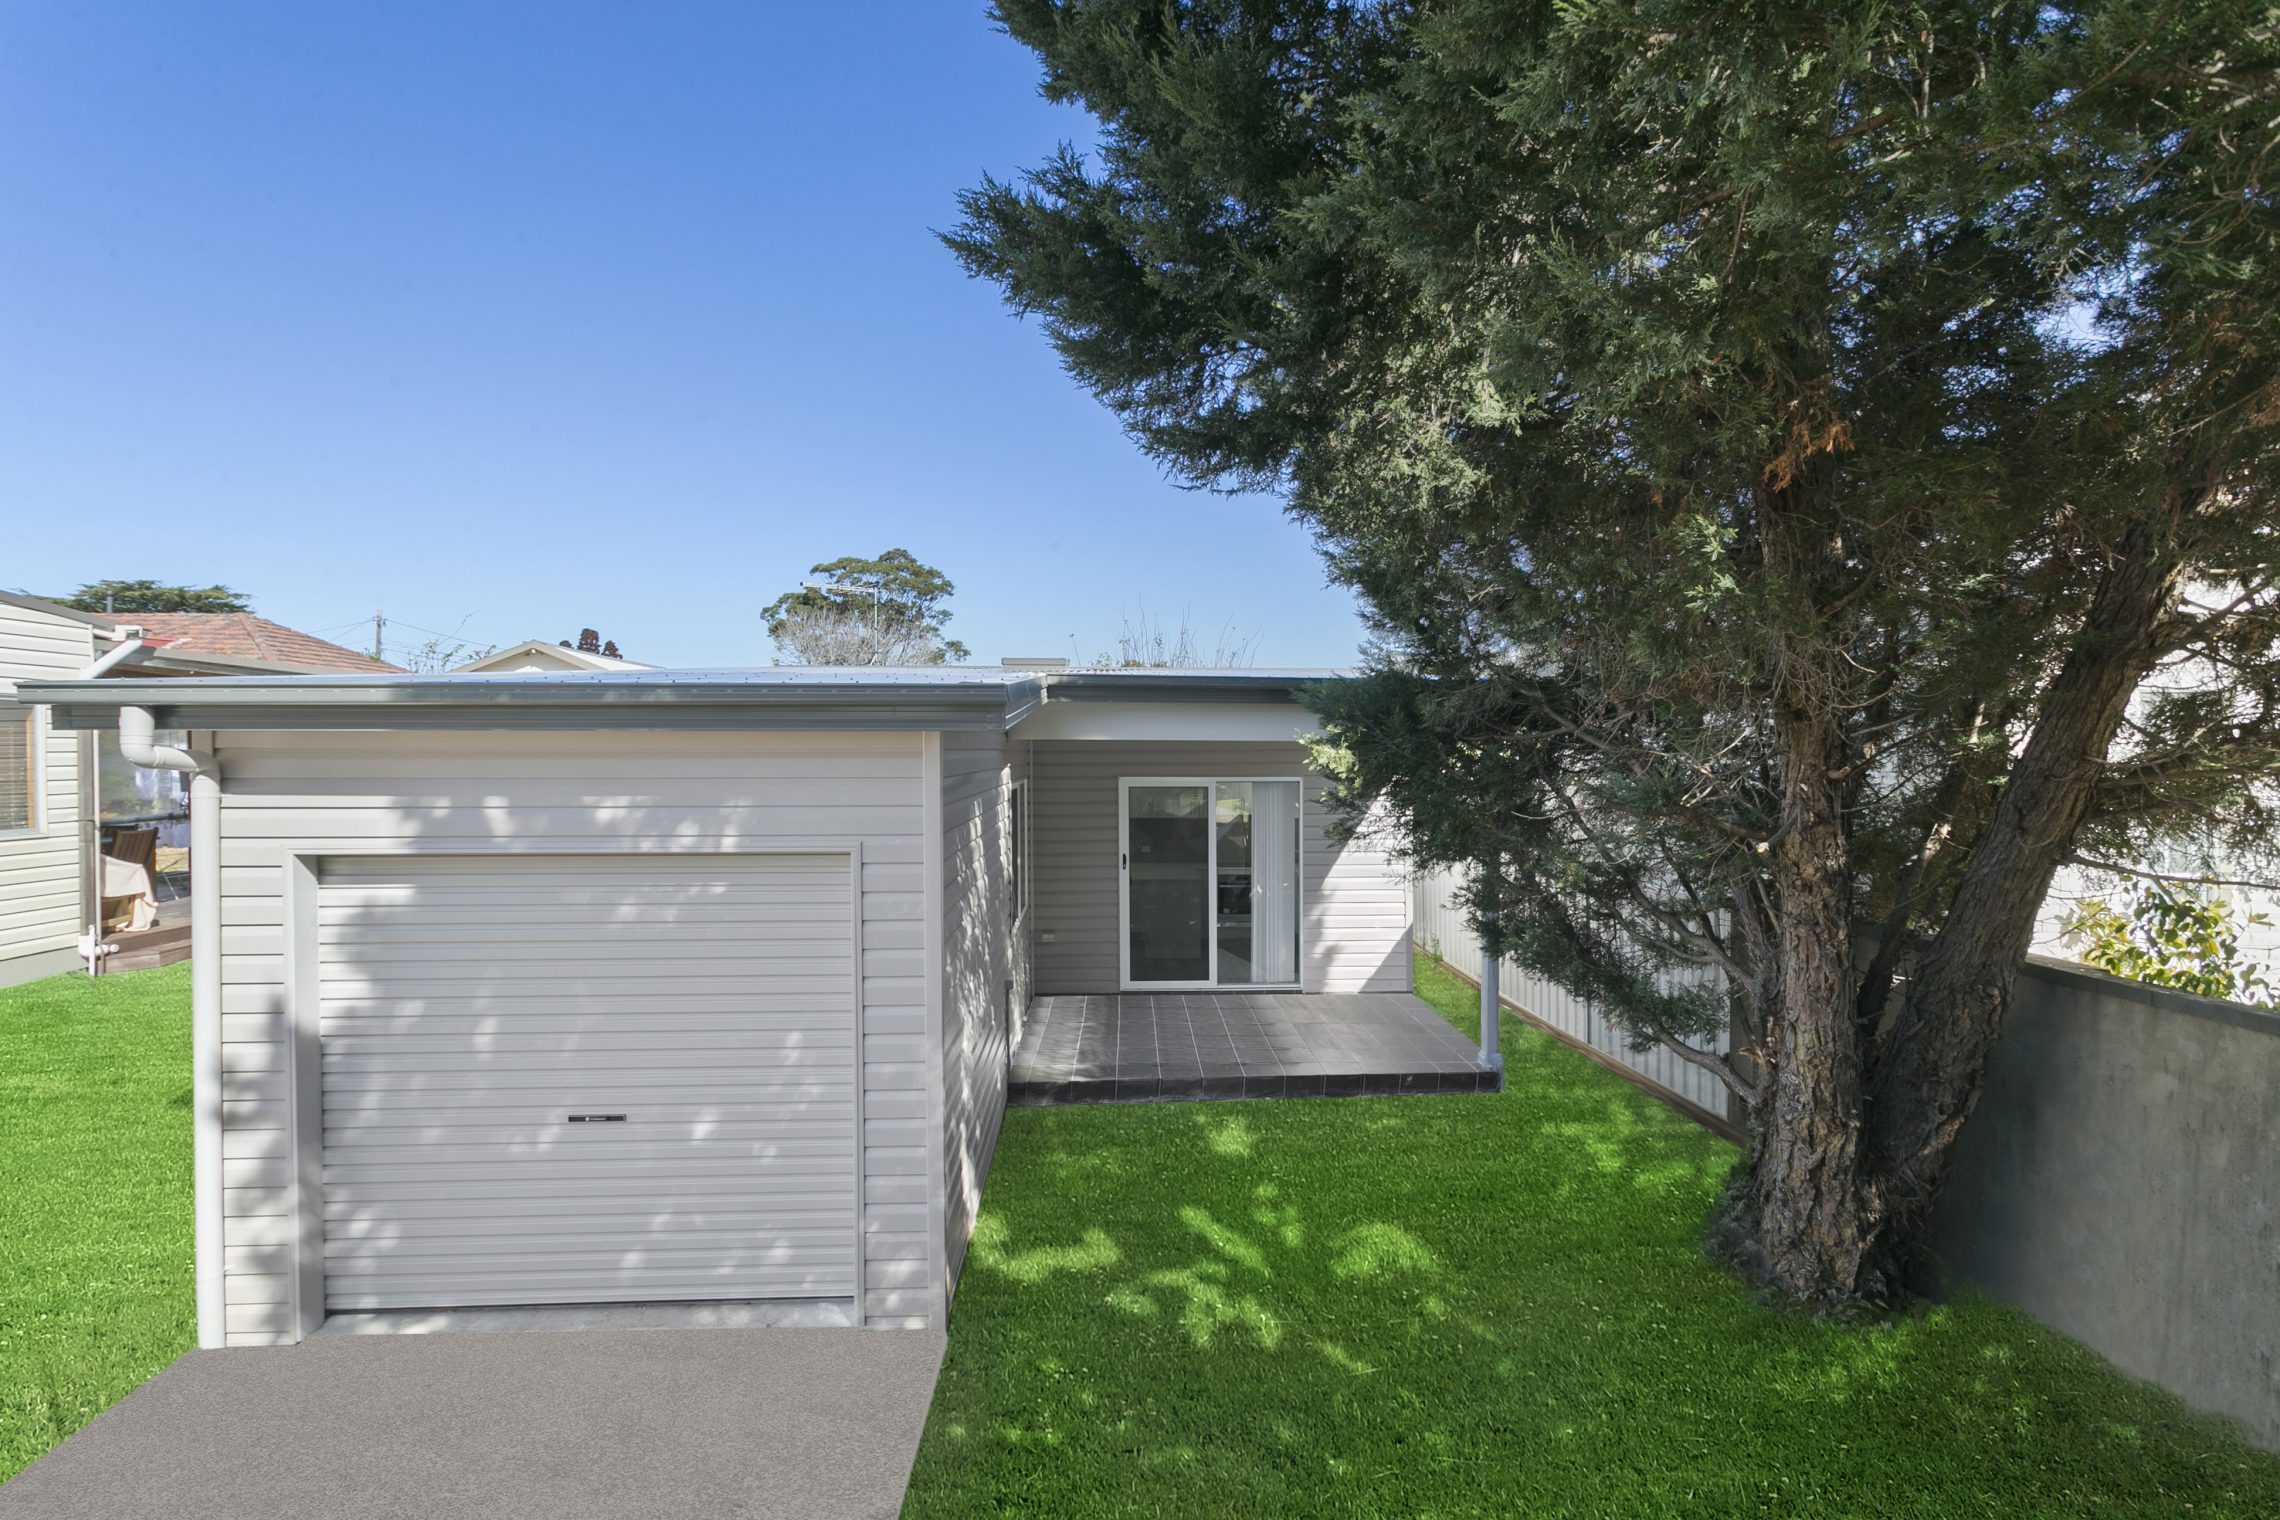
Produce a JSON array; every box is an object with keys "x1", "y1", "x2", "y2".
[
  {"x1": 79, "y1": 631, "x2": 147, "y2": 680},
  {"x1": 119, "y1": 706, "x2": 225, "y2": 1349},
  {"x1": 1478, "y1": 862, "x2": 1504, "y2": 1075},
  {"x1": 116, "y1": 704, "x2": 202, "y2": 774},
  {"x1": 1479, "y1": 944, "x2": 1503, "y2": 1073},
  {"x1": 188, "y1": 765, "x2": 223, "y2": 1349},
  {"x1": 79, "y1": 636, "x2": 148, "y2": 974}
]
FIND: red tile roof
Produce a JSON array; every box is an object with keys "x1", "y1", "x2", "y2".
[{"x1": 127, "y1": 613, "x2": 404, "y2": 673}]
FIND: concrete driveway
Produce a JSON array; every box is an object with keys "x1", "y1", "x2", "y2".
[{"x1": 0, "y1": 1328, "x2": 946, "y2": 1520}]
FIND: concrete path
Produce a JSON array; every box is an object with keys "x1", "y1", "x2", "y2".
[{"x1": 0, "y1": 1328, "x2": 946, "y2": 1520}]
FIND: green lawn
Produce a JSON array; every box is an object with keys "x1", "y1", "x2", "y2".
[
  {"x1": 7, "y1": 957, "x2": 2275, "y2": 1513},
  {"x1": 904, "y1": 953, "x2": 2280, "y2": 1519},
  {"x1": 0, "y1": 963, "x2": 194, "y2": 1484}
]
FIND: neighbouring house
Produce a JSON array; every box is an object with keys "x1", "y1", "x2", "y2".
[
  {"x1": 457, "y1": 638, "x2": 657, "y2": 673},
  {"x1": 24, "y1": 659, "x2": 1412, "y2": 1346},
  {"x1": 123, "y1": 612, "x2": 405, "y2": 676},
  {"x1": 0, "y1": 594, "x2": 397, "y2": 986}
]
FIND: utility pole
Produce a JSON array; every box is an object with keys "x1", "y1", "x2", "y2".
[{"x1": 372, "y1": 609, "x2": 385, "y2": 662}]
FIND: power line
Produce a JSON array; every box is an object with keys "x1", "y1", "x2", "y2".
[{"x1": 353, "y1": 611, "x2": 503, "y2": 646}]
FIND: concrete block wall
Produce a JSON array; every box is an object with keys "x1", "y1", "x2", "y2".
[{"x1": 1933, "y1": 957, "x2": 2280, "y2": 1450}]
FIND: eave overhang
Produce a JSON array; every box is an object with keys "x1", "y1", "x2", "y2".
[{"x1": 22, "y1": 667, "x2": 1344, "y2": 736}]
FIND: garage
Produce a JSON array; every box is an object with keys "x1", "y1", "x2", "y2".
[
  {"x1": 315, "y1": 853, "x2": 860, "y2": 1312},
  {"x1": 21, "y1": 669, "x2": 1357, "y2": 1346}
]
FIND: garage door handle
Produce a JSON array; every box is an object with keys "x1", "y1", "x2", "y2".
[{"x1": 567, "y1": 1114, "x2": 627, "y2": 1123}]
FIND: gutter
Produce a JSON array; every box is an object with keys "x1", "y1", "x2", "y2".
[
  {"x1": 1028, "y1": 671, "x2": 1326, "y2": 704},
  {"x1": 119, "y1": 704, "x2": 226, "y2": 1350},
  {"x1": 22, "y1": 667, "x2": 1347, "y2": 738}
]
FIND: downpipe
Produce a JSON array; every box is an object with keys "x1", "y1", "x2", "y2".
[
  {"x1": 81, "y1": 630, "x2": 148, "y2": 680},
  {"x1": 77, "y1": 634, "x2": 146, "y2": 975},
  {"x1": 119, "y1": 705, "x2": 226, "y2": 1350},
  {"x1": 76, "y1": 930, "x2": 116, "y2": 978}
]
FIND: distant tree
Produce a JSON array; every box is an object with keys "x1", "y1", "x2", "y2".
[
  {"x1": 1099, "y1": 607, "x2": 1259, "y2": 668},
  {"x1": 59, "y1": 580, "x2": 250, "y2": 614},
  {"x1": 771, "y1": 606, "x2": 970, "y2": 666},
  {"x1": 558, "y1": 629, "x2": 626, "y2": 660},
  {"x1": 400, "y1": 635, "x2": 500, "y2": 673},
  {"x1": 763, "y1": 549, "x2": 969, "y2": 664}
]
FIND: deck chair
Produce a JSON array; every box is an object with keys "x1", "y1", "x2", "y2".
[{"x1": 101, "y1": 827, "x2": 160, "y2": 933}]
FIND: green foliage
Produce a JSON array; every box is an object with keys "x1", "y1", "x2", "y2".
[
  {"x1": 0, "y1": 965, "x2": 194, "y2": 1482},
  {"x1": 901, "y1": 951, "x2": 2280, "y2": 1517},
  {"x1": 55, "y1": 580, "x2": 251, "y2": 615},
  {"x1": 2063, "y1": 883, "x2": 2277, "y2": 1008},
  {"x1": 761, "y1": 548, "x2": 969, "y2": 664},
  {"x1": 951, "y1": 1, "x2": 2280, "y2": 1181}
]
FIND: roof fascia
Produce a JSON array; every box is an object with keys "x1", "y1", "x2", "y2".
[
  {"x1": 0, "y1": 589, "x2": 129, "y2": 635},
  {"x1": 26, "y1": 675, "x2": 1012, "y2": 734}
]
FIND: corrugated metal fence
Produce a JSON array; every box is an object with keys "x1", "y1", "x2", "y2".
[{"x1": 1412, "y1": 864, "x2": 1735, "y2": 1122}]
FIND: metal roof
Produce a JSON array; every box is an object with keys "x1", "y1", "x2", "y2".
[{"x1": 22, "y1": 664, "x2": 1346, "y2": 734}]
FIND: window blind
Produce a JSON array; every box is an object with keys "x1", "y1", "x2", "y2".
[{"x1": 0, "y1": 705, "x2": 34, "y2": 831}]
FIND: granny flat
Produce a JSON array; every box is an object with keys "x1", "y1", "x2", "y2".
[{"x1": 27, "y1": 663, "x2": 1410, "y2": 1346}]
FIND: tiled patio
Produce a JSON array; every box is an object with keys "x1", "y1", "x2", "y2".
[{"x1": 1010, "y1": 992, "x2": 1501, "y2": 1105}]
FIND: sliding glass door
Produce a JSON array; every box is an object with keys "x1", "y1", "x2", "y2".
[
  {"x1": 1120, "y1": 777, "x2": 1302, "y2": 989},
  {"x1": 1124, "y1": 783, "x2": 1212, "y2": 984}
]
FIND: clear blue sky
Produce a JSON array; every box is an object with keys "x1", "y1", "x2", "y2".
[{"x1": 0, "y1": 2, "x2": 1367, "y2": 669}]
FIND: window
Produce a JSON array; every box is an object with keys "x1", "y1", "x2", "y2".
[
  {"x1": 0, "y1": 703, "x2": 37, "y2": 833},
  {"x1": 98, "y1": 728, "x2": 188, "y2": 824},
  {"x1": 1008, "y1": 780, "x2": 1029, "y2": 927}
]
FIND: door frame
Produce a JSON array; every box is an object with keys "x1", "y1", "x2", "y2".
[{"x1": 1116, "y1": 775, "x2": 1305, "y2": 992}]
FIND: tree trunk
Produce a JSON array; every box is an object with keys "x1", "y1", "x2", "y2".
[
  {"x1": 1861, "y1": 507, "x2": 2186, "y2": 1287},
  {"x1": 1724, "y1": 673, "x2": 1883, "y2": 1302}
]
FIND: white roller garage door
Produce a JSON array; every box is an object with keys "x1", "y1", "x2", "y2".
[{"x1": 317, "y1": 854, "x2": 858, "y2": 1311}]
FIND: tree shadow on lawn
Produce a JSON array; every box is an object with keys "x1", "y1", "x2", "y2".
[{"x1": 905, "y1": 1064, "x2": 2280, "y2": 1520}]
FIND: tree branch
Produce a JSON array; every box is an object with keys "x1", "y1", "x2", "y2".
[
  {"x1": 1648, "y1": 1026, "x2": 1765, "y2": 1107},
  {"x1": 2065, "y1": 857, "x2": 2280, "y2": 893}
]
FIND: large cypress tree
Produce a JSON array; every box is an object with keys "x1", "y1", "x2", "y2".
[{"x1": 949, "y1": 0, "x2": 2280, "y2": 1303}]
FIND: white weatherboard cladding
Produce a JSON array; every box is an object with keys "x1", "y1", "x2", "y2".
[
  {"x1": 0, "y1": 601, "x2": 96, "y2": 981},
  {"x1": 316, "y1": 854, "x2": 857, "y2": 1311},
  {"x1": 1027, "y1": 740, "x2": 1412, "y2": 996},
  {"x1": 210, "y1": 729, "x2": 935, "y2": 1343},
  {"x1": 940, "y1": 731, "x2": 1019, "y2": 1295}
]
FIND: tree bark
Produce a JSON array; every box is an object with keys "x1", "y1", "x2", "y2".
[
  {"x1": 1727, "y1": 686, "x2": 1885, "y2": 1300},
  {"x1": 1860, "y1": 506, "x2": 2186, "y2": 1285}
]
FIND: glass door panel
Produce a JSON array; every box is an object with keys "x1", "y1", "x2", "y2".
[
  {"x1": 1125, "y1": 783, "x2": 1211, "y2": 984},
  {"x1": 1215, "y1": 784, "x2": 1257, "y2": 983},
  {"x1": 1242, "y1": 781, "x2": 1300, "y2": 985}
]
